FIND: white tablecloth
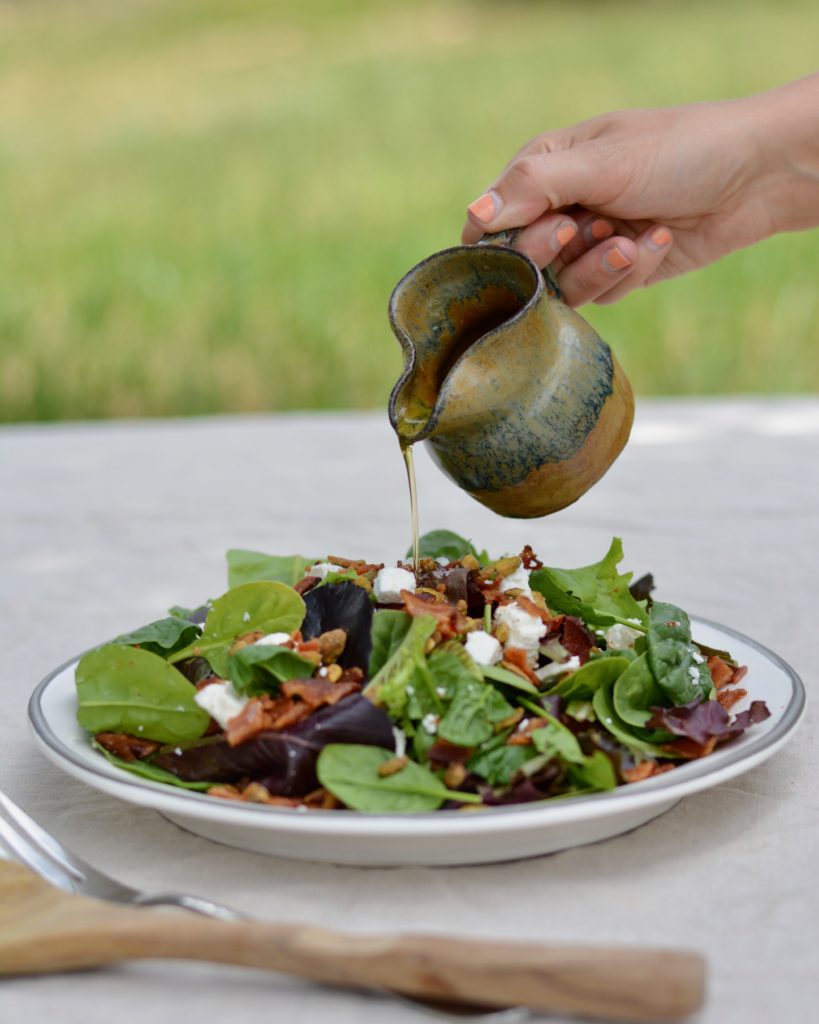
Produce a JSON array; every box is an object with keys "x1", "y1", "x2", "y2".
[{"x1": 1, "y1": 398, "x2": 817, "y2": 1023}]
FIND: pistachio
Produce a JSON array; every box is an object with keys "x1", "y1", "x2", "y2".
[
  {"x1": 493, "y1": 556, "x2": 522, "y2": 578},
  {"x1": 317, "y1": 628, "x2": 347, "y2": 663},
  {"x1": 377, "y1": 755, "x2": 409, "y2": 778},
  {"x1": 443, "y1": 763, "x2": 467, "y2": 788},
  {"x1": 461, "y1": 554, "x2": 480, "y2": 571}
]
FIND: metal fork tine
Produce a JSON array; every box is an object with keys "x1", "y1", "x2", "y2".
[{"x1": 0, "y1": 791, "x2": 85, "y2": 882}]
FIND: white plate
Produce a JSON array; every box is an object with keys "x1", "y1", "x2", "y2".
[{"x1": 29, "y1": 618, "x2": 804, "y2": 866}]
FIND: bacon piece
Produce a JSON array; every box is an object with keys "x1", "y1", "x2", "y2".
[
  {"x1": 401, "y1": 590, "x2": 470, "y2": 638},
  {"x1": 95, "y1": 732, "x2": 161, "y2": 762},
  {"x1": 663, "y1": 736, "x2": 718, "y2": 760},
  {"x1": 516, "y1": 594, "x2": 551, "y2": 625},
  {"x1": 281, "y1": 678, "x2": 361, "y2": 708},
  {"x1": 226, "y1": 696, "x2": 311, "y2": 746},
  {"x1": 294, "y1": 576, "x2": 319, "y2": 596},
  {"x1": 707, "y1": 655, "x2": 735, "y2": 689},
  {"x1": 428, "y1": 738, "x2": 474, "y2": 765},
  {"x1": 622, "y1": 761, "x2": 675, "y2": 783},
  {"x1": 717, "y1": 687, "x2": 748, "y2": 711},
  {"x1": 520, "y1": 545, "x2": 543, "y2": 570},
  {"x1": 501, "y1": 647, "x2": 541, "y2": 685}
]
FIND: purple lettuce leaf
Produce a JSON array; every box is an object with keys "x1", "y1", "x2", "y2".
[
  {"x1": 646, "y1": 698, "x2": 770, "y2": 746},
  {"x1": 151, "y1": 693, "x2": 394, "y2": 796},
  {"x1": 301, "y1": 581, "x2": 373, "y2": 670}
]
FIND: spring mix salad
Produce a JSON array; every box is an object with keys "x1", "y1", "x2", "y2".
[{"x1": 75, "y1": 531, "x2": 769, "y2": 813}]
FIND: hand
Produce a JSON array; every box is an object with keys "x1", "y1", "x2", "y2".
[{"x1": 461, "y1": 75, "x2": 819, "y2": 307}]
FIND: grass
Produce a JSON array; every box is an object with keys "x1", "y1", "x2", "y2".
[{"x1": 0, "y1": 0, "x2": 817, "y2": 422}]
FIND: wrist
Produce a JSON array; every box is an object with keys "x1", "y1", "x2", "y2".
[{"x1": 743, "y1": 74, "x2": 819, "y2": 235}]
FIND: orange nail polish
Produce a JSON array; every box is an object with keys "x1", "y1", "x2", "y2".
[
  {"x1": 590, "y1": 218, "x2": 614, "y2": 241},
  {"x1": 468, "y1": 192, "x2": 499, "y2": 223},
  {"x1": 648, "y1": 226, "x2": 672, "y2": 249},
  {"x1": 604, "y1": 245, "x2": 632, "y2": 272},
  {"x1": 554, "y1": 223, "x2": 577, "y2": 248}
]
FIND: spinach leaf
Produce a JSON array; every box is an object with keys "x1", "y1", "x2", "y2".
[
  {"x1": 646, "y1": 602, "x2": 712, "y2": 705},
  {"x1": 228, "y1": 645, "x2": 317, "y2": 696},
  {"x1": 76, "y1": 645, "x2": 211, "y2": 745},
  {"x1": 613, "y1": 654, "x2": 667, "y2": 727},
  {"x1": 226, "y1": 549, "x2": 311, "y2": 588},
  {"x1": 468, "y1": 743, "x2": 533, "y2": 786},
  {"x1": 568, "y1": 750, "x2": 617, "y2": 792},
  {"x1": 364, "y1": 615, "x2": 437, "y2": 718},
  {"x1": 530, "y1": 537, "x2": 648, "y2": 629},
  {"x1": 114, "y1": 617, "x2": 201, "y2": 659},
  {"x1": 481, "y1": 664, "x2": 539, "y2": 695},
  {"x1": 438, "y1": 663, "x2": 514, "y2": 748},
  {"x1": 406, "y1": 529, "x2": 487, "y2": 565},
  {"x1": 542, "y1": 656, "x2": 631, "y2": 701},
  {"x1": 170, "y1": 582, "x2": 306, "y2": 677},
  {"x1": 530, "y1": 717, "x2": 586, "y2": 765},
  {"x1": 592, "y1": 680, "x2": 671, "y2": 758},
  {"x1": 93, "y1": 742, "x2": 213, "y2": 791},
  {"x1": 369, "y1": 610, "x2": 413, "y2": 677},
  {"x1": 316, "y1": 744, "x2": 480, "y2": 812}
]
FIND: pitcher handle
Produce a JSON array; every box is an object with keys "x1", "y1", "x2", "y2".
[{"x1": 478, "y1": 228, "x2": 563, "y2": 301}]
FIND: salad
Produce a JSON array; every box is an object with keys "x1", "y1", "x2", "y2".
[{"x1": 74, "y1": 531, "x2": 769, "y2": 813}]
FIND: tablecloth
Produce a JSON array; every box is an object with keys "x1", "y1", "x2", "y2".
[{"x1": 1, "y1": 397, "x2": 817, "y2": 1023}]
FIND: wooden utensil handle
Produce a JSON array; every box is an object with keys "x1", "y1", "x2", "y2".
[{"x1": 5, "y1": 889, "x2": 705, "y2": 1022}]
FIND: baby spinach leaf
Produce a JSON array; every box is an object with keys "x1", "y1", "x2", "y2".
[
  {"x1": 406, "y1": 529, "x2": 487, "y2": 565},
  {"x1": 76, "y1": 645, "x2": 211, "y2": 745},
  {"x1": 316, "y1": 744, "x2": 480, "y2": 812},
  {"x1": 113, "y1": 617, "x2": 201, "y2": 659},
  {"x1": 481, "y1": 664, "x2": 539, "y2": 695},
  {"x1": 613, "y1": 654, "x2": 667, "y2": 727},
  {"x1": 170, "y1": 582, "x2": 306, "y2": 677},
  {"x1": 438, "y1": 667, "x2": 514, "y2": 747},
  {"x1": 592, "y1": 680, "x2": 673, "y2": 759},
  {"x1": 648, "y1": 601, "x2": 691, "y2": 645},
  {"x1": 530, "y1": 717, "x2": 586, "y2": 765},
  {"x1": 542, "y1": 656, "x2": 631, "y2": 701},
  {"x1": 228, "y1": 645, "x2": 317, "y2": 696},
  {"x1": 645, "y1": 603, "x2": 711, "y2": 705},
  {"x1": 364, "y1": 615, "x2": 437, "y2": 718},
  {"x1": 369, "y1": 610, "x2": 413, "y2": 677},
  {"x1": 226, "y1": 549, "x2": 311, "y2": 588},
  {"x1": 468, "y1": 743, "x2": 533, "y2": 786},
  {"x1": 92, "y1": 742, "x2": 213, "y2": 791},
  {"x1": 568, "y1": 750, "x2": 617, "y2": 792},
  {"x1": 406, "y1": 658, "x2": 447, "y2": 721},
  {"x1": 530, "y1": 537, "x2": 648, "y2": 629}
]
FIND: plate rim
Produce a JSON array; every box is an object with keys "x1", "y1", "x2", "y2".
[{"x1": 28, "y1": 615, "x2": 806, "y2": 836}]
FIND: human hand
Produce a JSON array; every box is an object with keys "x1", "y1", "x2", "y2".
[{"x1": 461, "y1": 75, "x2": 819, "y2": 306}]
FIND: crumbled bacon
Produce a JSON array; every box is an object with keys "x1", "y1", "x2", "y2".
[
  {"x1": 195, "y1": 674, "x2": 224, "y2": 691},
  {"x1": 622, "y1": 761, "x2": 675, "y2": 783},
  {"x1": 707, "y1": 655, "x2": 735, "y2": 689},
  {"x1": 520, "y1": 545, "x2": 543, "y2": 570},
  {"x1": 516, "y1": 594, "x2": 551, "y2": 624},
  {"x1": 281, "y1": 678, "x2": 361, "y2": 707},
  {"x1": 401, "y1": 589, "x2": 470, "y2": 638},
  {"x1": 500, "y1": 648, "x2": 541, "y2": 685},
  {"x1": 428, "y1": 739, "x2": 474, "y2": 765},
  {"x1": 226, "y1": 696, "x2": 311, "y2": 746},
  {"x1": 717, "y1": 687, "x2": 748, "y2": 711},
  {"x1": 544, "y1": 614, "x2": 595, "y2": 664},
  {"x1": 663, "y1": 736, "x2": 718, "y2": 759},
  {"x1": 303, "y1": 787, "x2": 342, "y2": 810},
  {"x1": 294, "y1": 575, "x2": 319, "y2": 596},
  {"x1": 95, "y1": 732, "x2": 161, "y2": 762}
]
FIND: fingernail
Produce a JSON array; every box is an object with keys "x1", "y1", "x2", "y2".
[
  {"x1": 552, "y1": 222, "x2": 578, "y2": 250},
  {"x1": 646, "y1": 226, "x2": 672, "y2": 251},
  {"x1": 468, "y1": 190, "x2": 502, "y2": 224},
  {"x1": 604, "y1": 245, "x2": 632, "y2": 272},
  {"x1": 589, "y1": 218, "x2": 614, "y2": 242}
]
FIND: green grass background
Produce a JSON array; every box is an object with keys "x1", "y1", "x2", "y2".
[{"x1": 0, "y1": 0, "x2": 817, "y2": 422}]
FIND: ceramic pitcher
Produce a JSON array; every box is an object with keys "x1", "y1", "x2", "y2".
[{"x1": 388, "y1": 230, "x2": 634, "y2": 518}]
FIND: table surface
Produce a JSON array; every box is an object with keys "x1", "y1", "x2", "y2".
[{"x1": 1, "y1": 397, "x2": 817, "y2": 1024}]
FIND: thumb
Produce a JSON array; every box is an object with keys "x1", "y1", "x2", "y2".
[{"x1": 467, "y1": 148, "x2": 598, "y2": 232}]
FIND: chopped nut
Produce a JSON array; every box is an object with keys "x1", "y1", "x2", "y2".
[
  {"x1": 207, "y1": 785, "x2": 244, "y2": 801},
  {"x1": 493, "y1": 707, "x2": 524, "y2": 733},
  {"x1": 494, "y1": 622, "x2": 510, "y2": 644},
  {"x1": 493, "y1": 556, "x2": 522, "y2": 578},
  {"x1": 243, "y1": 782, "x2": 275, "y2": 803},
  {"x1": 377, "y1": 755, "x2": 409, "y2": 777},
  {"x1": 317, "y1": 628, "x2": 347, "y2": 664},
  {"x1": 325, "y1": 663, "x2": 343, "y2": 683},
  {"x1": 443, "y1": 763, "x2": 467, "y2": 788},
  {"x1": 229, "y1": 630, "x2": 265, "y2": 655},
  {"x1": 416, "y1": 586, "x2": 446, "y2": 601},
  {"x1": 461, "y1": 554, "x2": 480, "y2": 571}
]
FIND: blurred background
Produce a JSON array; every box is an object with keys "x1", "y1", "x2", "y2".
[{"x1": 1, "y1": 0, "x2": 817, "y2": 424}]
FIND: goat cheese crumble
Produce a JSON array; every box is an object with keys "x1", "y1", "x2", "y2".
[{"x1": 373, "y1": 566, "x2": 416, "y2": 604}]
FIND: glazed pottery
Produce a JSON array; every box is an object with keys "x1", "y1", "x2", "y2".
[{"x1": 388, "y1": 230, "x2": 634, "y2": 517}]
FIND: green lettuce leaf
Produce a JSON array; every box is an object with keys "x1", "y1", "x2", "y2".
[
  {"x1": 113, "y1": 616, "x2": 201, "y2": 659},
  {"x1": 530, "y1": 538, "x2": 648, "y2": 629},
  {"x1": 363, "y1": 615, "x2": 437, "y2": 718},
  {"x1": 228, "y1": 644, "x2": 318, "y2": 696},
  {"x1": 226, "y1": 549, "x2": 311, "y2": 588}
]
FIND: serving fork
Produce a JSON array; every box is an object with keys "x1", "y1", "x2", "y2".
[{"x1": 0, "y1": 789, "x2": 705, "y2": 1022}]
